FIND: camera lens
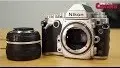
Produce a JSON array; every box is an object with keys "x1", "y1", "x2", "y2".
[
  {"x1": 6, "y1": 27, "x2": 41, "y2": 61},
  {"x1": 66, "y1": 28, "x2": 87, "y2": 50}
]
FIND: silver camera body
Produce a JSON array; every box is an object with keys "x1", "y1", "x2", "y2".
[{"x1": 42, "y1": 4, "x2": 110, "y2": 59}]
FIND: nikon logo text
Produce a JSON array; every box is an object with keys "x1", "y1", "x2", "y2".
[{"x1": 69, "y1": 13, "x2": 84, "y2": 16}]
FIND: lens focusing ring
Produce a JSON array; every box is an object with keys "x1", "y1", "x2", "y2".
[{"x1": 7, "y1": 31, "x2": 40, "y2": 42}]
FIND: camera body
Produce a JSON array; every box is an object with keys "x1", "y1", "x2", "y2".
[{"x1": 41, "y1": 4, "x2": 110, "y2": 59}]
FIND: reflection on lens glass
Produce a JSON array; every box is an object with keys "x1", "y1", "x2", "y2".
[{"x1": 66, "y1": 28, "x2": 87, "y2": 50}]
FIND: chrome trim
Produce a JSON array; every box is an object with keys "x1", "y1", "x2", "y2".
[
  {"x1": 44, "y1": 24, "x2": 53, "y2": 29},
  {"x1": 93, "y1": 47, "x2": 97, "y2": 55},
  {"x1": 6, "y1": 40, "x2": 41, "y2": 45},
  {"x1": 43, "y1": 52, "x2": 63, "y2": 56},
  {"x1": 94, "y1": 56, "x2": 108, "y2": 60},
  {"x1": 57, "y1": 35, "x2": 62, "y2": 53},
  {"x1": 15, "y1": 30, "x2": 34, "y2": 33}
]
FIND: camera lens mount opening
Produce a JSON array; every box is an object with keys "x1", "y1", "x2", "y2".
[
  {"x1": 61, "y1": 22, "x2": 93, "y2": 54},
  {"x1": 66, "y1": 28, "x2": 87, "y2": 50}
]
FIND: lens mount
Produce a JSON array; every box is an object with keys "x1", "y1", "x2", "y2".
[{"x1": 60, "y1": 22, "x2": 93, "y2": 55}]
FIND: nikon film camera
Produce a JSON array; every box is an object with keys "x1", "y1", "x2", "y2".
[{"x1": 41, "y1": 4, "x2": 110, "y2": 59}]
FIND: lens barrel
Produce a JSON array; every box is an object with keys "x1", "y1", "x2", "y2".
[{"x1": 6, "y1": 27, "x2": 41, "y2": 61}]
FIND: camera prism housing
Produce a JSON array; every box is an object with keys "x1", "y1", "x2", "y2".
[{"x1": 41, "y1": 4, "x2": 110, "y2": 59}]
